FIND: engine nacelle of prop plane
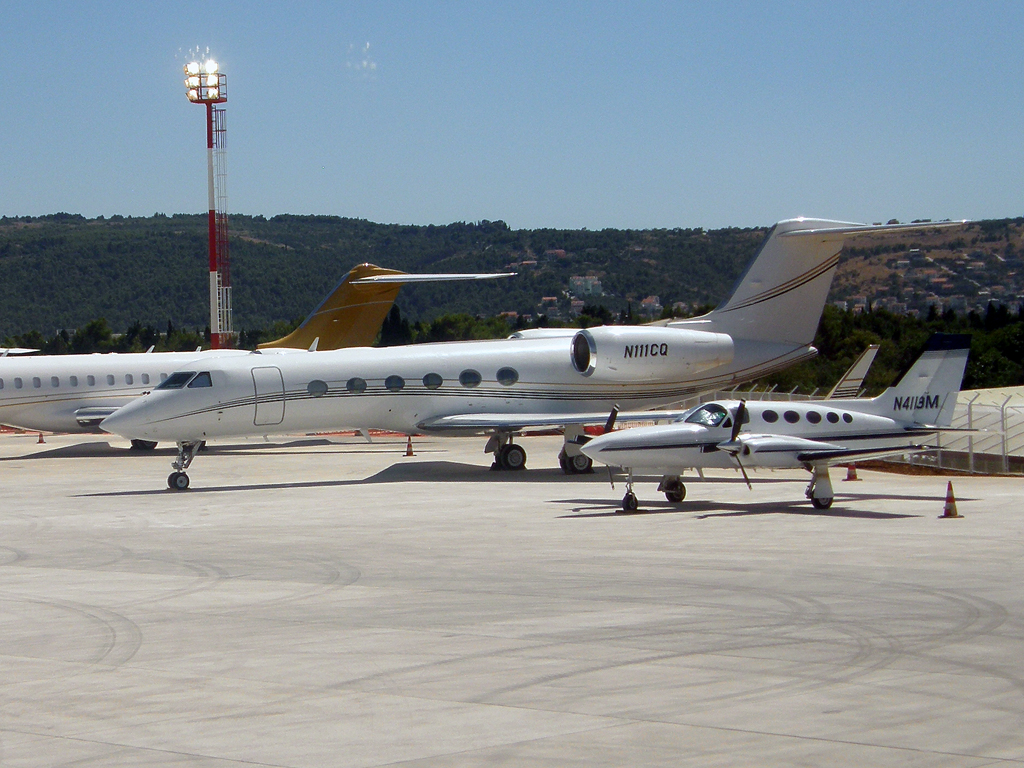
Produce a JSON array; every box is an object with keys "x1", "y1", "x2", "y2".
[{"x1": 570, "y1": 325, "x2": 734, "y2": 381}]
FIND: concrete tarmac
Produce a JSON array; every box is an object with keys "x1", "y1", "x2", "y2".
[{"x1": 1, "y1": 430, "x2": 1023, "y2": 767}]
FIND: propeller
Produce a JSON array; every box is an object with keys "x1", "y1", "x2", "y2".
[{"x1": 723, "y1": 400, "x2": 752, "y2": 490}]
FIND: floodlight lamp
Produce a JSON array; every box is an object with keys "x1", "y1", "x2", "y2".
[
  {"x1": 204, "y1": 59, "x2": 218, "y2": 74},
  {"x1": 187, "y1": 89, "x2": 199, "y2": 101},
  {"x1": 206, "y1": 74, "x2": 218, "y2": 87},
  {"x1": 187, "y1": 75, "x2": 201, "y2": 88},
  {"x1": 186, "y1": 61, "x2": 200, "y2": 75},
  {"x1": 207, "y1": 87, "x2": 219, "y2": 99}
]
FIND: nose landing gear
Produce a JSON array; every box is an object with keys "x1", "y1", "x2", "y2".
[{"x1": 167, "y1": 441, "x2": 202, "y2": 491}]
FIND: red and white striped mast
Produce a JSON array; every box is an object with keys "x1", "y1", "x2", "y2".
[{"x1": 184, "y1": 57, "x2": 232, "y2": 349}]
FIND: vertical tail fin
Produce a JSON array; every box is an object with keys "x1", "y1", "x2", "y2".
[
  {"x1": 827, "y1": 344, "x2": 879, "y2": 398},
  {"x1": 676, "y1": 218, "x2": 965, "y2": 348},
  {"x1": 259, "y1": 263, "x2": 408, "y2": 351},
  {"x1": 864, "y1": 333, "x2": 971, "y2": 426}
]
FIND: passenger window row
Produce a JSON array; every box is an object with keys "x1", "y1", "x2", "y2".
[
  {"x1": 760, "y1": 409, "x2": 854, "y2": 425},
  {"x1": 305, "y1": 368, "x2": 522, "y2": 397},
  {"x1": 0, "y1": 373, "x2": 168, "y2": 391}
]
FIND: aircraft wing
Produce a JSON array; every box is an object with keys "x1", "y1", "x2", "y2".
[
  {"x1": 75, "y1": 406, "x2": 122, "y2": 429},
  {"x1": 416, "y1": 410, "x2": 691, "y2": 433},
  {"x1": 795, "y1": 444, "x2": 932, "y2": 463}
]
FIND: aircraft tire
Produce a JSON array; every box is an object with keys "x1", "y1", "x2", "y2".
[
  {"x1": 500, "y1": 444, "x2": 527, "y2": 471},
  {"x1": 568, "y1": 454, "x2": 593, "y2": 474},
  {"x1": 168, "y1": 472, "x2": 190, "y2": 491},
  {"x1": 621, "y1": 492, "x2": 639, "y2": 513},
  {"x1": 664, "y1": 483, "x2": 686, "y2": 503},
  {"x1": 558, "y1": 449, "x2": 570, "y2": 474},
  {"x1": 130, "y1": 439, "x2": 158, "y2": 451},
  {"x1": 811, "y1": 496, "x2": 833, "y2": 509}
]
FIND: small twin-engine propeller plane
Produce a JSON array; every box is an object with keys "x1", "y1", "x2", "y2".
[
  {"x1": 581, "y1": 333, "x2": 971, "y2": 512},
  {"x1": 0, "y1": 264, "x2": 510, "y2": 439},
  {"x1": 98, "y1": 217, "x2": 964, "y2": 490}
]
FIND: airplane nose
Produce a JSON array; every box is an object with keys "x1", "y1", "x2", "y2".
[{"x1": 99, "y1": 399, "x2": 150, "y2": 438}]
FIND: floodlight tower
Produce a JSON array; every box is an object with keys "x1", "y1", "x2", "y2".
[{"x1": 184, "y1": 58, "x2": 232, "y2": 349}]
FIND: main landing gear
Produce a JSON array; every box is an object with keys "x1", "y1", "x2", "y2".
[
  {"x1": 559, "y1": 425, "x2": 594, "y2": 475},
  {"x1": 805, "y1": 464, "x2": 834, "y2": 509},
  {"x1": 485, "y1": 433, "x2": 527, "y2": 471},
  {"x1": 658, "y1": 475, "x2": 686, "y2": 503},
  {"x1": 167, "y1": 440, "x2": 202, "y2": 491}
]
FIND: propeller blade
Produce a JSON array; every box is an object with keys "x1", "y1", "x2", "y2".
[
  {"x1": 730, "y1": 400, "x2": 746, "y2": 443},
  {"x1": 603, "y1": 405, "x2": 620, "y2": 434},
  {"x1": 735, "y1": 455, "x2": 753, "y2": 490}
]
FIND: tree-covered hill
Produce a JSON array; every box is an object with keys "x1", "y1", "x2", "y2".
[{"x1": 0, "y1": 213, "x2": 763, "y2": 337}]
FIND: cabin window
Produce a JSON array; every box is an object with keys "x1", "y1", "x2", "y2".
[
  {"x1": 307, "y1": 380, "x2": 328, "y2": 397},
  {"x1": 806, "y1": 411, "x2": 821, "y2": 424},
  {"x1": 70, "y1": 376, "x2": 78, "y2": 387},
  {"x1": 422, "y1": 373, "x2": 443, "y2": 390},
  {"x1": 459, "y1": 369, "x2": 482, "y2": 388},
  {"x1": 106, "y1": 375, "x2": 115, "y2": 386},
  {"x1": 762, "y1": 409, "x2": 778, "y2": 423},
  {"x1": 51, "y1": 376, "x2": 59, "y2": 387},
  {"x1": 156, "y1": 371, "x2": 196, "y2": 390},
  {"x1": 784, "y1": 410, "x2": 800, "y2": 424},
  {"x1": 843, "y1": 413, "x2": 853, "y2": 423},
  {"x1": 87, "y1": 375, "x2": 96, "y2": 386},
  {"x1": 684, "y1": 403, "x2": 729, "y2": 427},
  {"x1": 141, "y1": 373, "x2": 150, "y2": 385},
  {"x1": 496, "y1": 367, "x2": 519, "y2": 386},
  {"x1": 187, "y1": 372, "x2": 213, "y2": 388},
  {"x1": 33, "y1": 377, "x2": 41, "y2": 388},
  {"x1": 125, "y1": 374, "x2": 134, "y2": 385},
  {"x1": 14, "y1": 377, "x2": 23, "y2": 389},
  {"x1": 826, "y1": 411, "x2": 839, "y2": 423},
  {"x1": 159, "y1": 373, "x2": 168, "y2": 382},
  {"x1": 385, "y1": 375, "x2": 405, "y2": 392},
  {"x1": 346, "y1": 377, "x2": 367, "y2": 394}
]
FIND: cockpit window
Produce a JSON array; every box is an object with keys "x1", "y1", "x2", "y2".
[
  {"x1": 684, "y1": 403, "x2": 729, "y2": 427},
  {"x1": 156, "y1": 371, "x2": 197, "y2": 390},
  {"x1": 187, "y1": 372, "x2": 213, "y2": 388}
]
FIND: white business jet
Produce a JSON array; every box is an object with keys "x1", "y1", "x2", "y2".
[
  {"x1": 99, "y1": 218, "x2": 963, "y2": 490},
  {"x1": 581, "y1": 333, "x2": 970, "y2": 512},
  {"x1": 0, "y1": 263, "x2": 510, "y2": 441}
]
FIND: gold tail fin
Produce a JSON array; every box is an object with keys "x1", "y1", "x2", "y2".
[{"x1": 258, "y1": 263, "x2": 407, "y2": 351}]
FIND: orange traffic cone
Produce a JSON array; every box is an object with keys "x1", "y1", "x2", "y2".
[
  {"x1": 405, "y1": 435, "x2": 414, "y2": 457},
  {"x1": 843, "y1": 464, "x2": 860, "y2": 481},
  {"x1": 940, "y1": 481, "x2": 961, "y2": 518},
  {"x1": 37, "y1": 432, "x2": 45, "y2": 444}
]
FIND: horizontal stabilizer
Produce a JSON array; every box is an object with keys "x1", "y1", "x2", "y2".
[{"x1": 350, "y1": 272, "x2": 515, "y2": 284}]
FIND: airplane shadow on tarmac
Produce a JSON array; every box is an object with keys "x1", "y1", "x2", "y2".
[
  {"x1": 80, "y1": 460, "x2": 603, "y2": 498},
  {"x1": 558, "y1": 496, "x2": 924, "y2": 520}
]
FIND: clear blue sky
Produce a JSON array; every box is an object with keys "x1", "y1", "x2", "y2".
[{"x1": 2, "y1": 1, "x2": 1022, "y2": 230}]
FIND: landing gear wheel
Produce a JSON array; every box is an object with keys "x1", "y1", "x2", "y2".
[
  {"x1": 811, "y1": 496, "x2": 833, "y2": 509},
  {"x1": 130, "y1": 439, "x2": 158, "y2": 451},
  {"x1": 621, "y1": 492, "x2": 639, "y2": 513},
  {"x1": 498, "y1": 443, "x2": 527, "y2": 471},
  {"x1": 664, "y1": 483, "x2": 686, "y2": 503},
  {"x1": 568, "y1": 453, "x2": 593, "y2": 474},
  {"x1": 558, "y1": 449, "x2": 569, "y2": 473},
  {"x1": 168, "y1": 472, "x2": 190, "y2": 491}
]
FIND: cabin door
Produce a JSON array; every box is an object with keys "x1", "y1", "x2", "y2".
[{"x1": 252, "y1": 366, "x2": 285, "y2": 426}]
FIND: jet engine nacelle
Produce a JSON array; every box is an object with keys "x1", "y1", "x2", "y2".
[{"x1": 570, "y1": 325, "x2": 734, "y2": 381}]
